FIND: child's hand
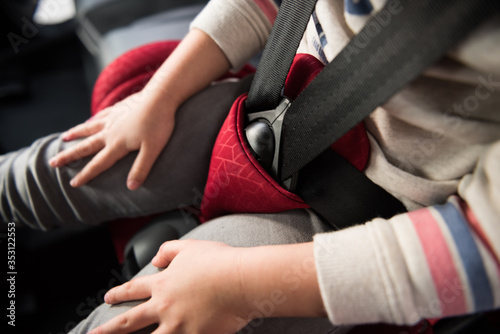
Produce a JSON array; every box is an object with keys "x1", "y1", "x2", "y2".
[
  {"x1": 49, "y1": 91, "x2": 175, "y2": 190},
  {"x1": 49, "y1": 28, "x2": 232, "y2": 191},
  {"x1": 89, "y1": 240, "x2": 252, "y2": 334},
  {"x1": 87, "y1": 238, "x2": 324, "y2": 334}
]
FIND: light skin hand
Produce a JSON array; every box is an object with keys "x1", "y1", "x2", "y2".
[
  {"x1": 49, "y1": 92, "x2": 175, "y2": 190},
  {"x1": 87, "y1": 240, "x2": 252, "y2": 334},
  {"x1": 49, "y1": 29, "x2": 231, "y2": 190},
  {"x1": 87, "y1": 240, "x2": 326, "y2": 334}
]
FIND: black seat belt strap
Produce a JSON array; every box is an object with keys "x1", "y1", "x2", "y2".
[
  {"x1": 279, "y1": 0, "x2": 498, "y2": 180},
  {"x1": 296, "y1": 149, "x2": 406, "y2": 228},
  {"x1": 245, "y1": 0, "x2": 317, "y2": 114}
]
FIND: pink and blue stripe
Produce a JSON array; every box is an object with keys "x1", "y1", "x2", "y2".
[
  {"x1": 409, "y1": 208, "x2": 467, "y2": 316},
  {"x1": 409, "y1": 202, "x2": 494, "y2": 316},
  {"x1": 435, "y1": 201, "x2": 494, "y2": 312}
]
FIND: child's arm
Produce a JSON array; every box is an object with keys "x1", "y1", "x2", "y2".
[
  {"x1": 49, "y1": 28, "x2": 231, "y2": 190},
  {"x1": 50, "y1": 0, "x2": 278, "y2": 190}
]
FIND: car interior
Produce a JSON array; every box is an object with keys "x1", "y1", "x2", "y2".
[{"x1": 0, "y1": 0, "x2": 499, "y2": 333}]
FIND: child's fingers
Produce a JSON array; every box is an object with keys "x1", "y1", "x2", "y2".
[
  {"x1": 62, "y1": 119, "x2": 104, "y2": 141},
  {"x1": 151, "y1": 240, "x2": 194, "y2": 268},
  {"x1": 126, "y1": 143, "x2": 163, "y2": 190},
  {"x1": 88, "y1": 301, "x2": 156, "y2": 334},
  {"x1": 49, "y1": 134, "x2": 105, "y2": 168},
  {"x1": 69, "y1": 144, "x2": 128, "y2": 187},
  {"x1": 104, "y1": 277, "x2": 153, "y2": 305}
]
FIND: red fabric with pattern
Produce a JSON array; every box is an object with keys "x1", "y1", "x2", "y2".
[
  {"x1": 200, "y1": 54, "x2": 370, "y2": 221},
  {"x1": 200, "y1": 94, "x2": 310, "y2": 221}
]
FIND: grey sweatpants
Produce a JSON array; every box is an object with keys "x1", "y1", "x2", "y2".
[
  {"x1": 70, "y1": 210, "x2": 345, "y2": 334},
  {"x1": 0, "y1": 78, "x2": 252, "y2": 229}
]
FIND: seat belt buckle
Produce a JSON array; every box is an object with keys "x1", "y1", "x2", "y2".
[{"x1": 245, "y1": 98, "x2": 297, "y2": 191}]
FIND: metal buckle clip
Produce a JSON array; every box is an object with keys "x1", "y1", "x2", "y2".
[{"x1": 245, "y1": 98, "x2": 296, "y2": 191}]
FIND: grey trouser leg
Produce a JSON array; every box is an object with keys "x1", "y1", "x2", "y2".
[
  {"x1": 0, "y1": 78, "x2": 251, "y2": 229},
  {"x1": 70, "y1": 209, "x2": 350, "y2": 334}
]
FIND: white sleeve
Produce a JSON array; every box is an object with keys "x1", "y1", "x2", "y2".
[{"x1": 190, "y1": 0, "x2": 278, "y2": 69}]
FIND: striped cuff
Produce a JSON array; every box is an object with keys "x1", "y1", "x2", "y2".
[
  {"x1": 313, "y1": 196, "x2": 499, "y2": 325},
  {"x1": 407, "y1": 197, "x2": 497, "y2": 316}
]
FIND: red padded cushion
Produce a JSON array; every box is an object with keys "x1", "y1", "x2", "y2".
[
  {"x1": 92, "y1": 41, "x2": 254, "y2": 115},
  {"x1": 200, "y1": 93, "x2": 310, "y2": 221}
]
